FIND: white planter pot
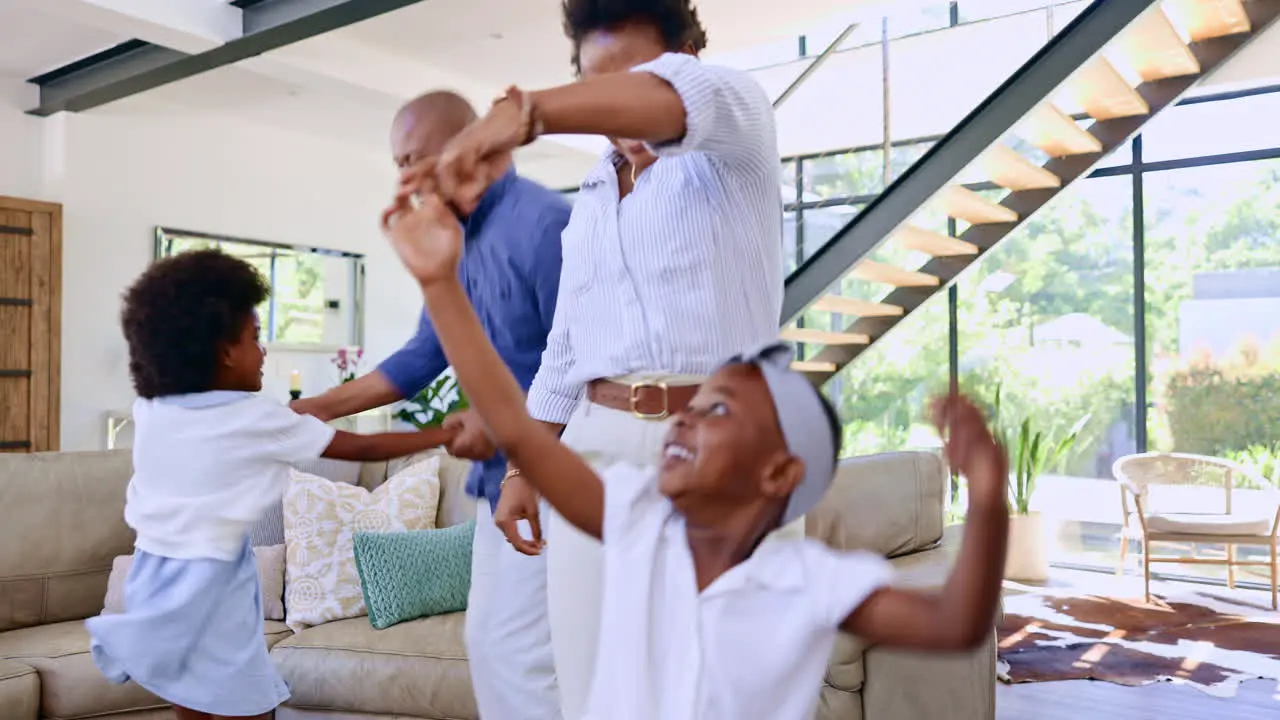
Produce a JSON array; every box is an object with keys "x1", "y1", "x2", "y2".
[{"x1": 1004, "y1": 512, "x2": 1049, "y2": 582}]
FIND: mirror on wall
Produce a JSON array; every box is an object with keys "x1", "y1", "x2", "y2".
[{"x1": 154, "y1": 227, "x2": 365, "y2": 350}]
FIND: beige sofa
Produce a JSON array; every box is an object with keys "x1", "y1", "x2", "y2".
[{"x1": 0, "y1": 448, "x2": 994, "y2": 720}]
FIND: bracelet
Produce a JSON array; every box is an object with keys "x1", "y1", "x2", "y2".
[
  {"x1": 500, "y1": 467, "x2": 521, "y2": 491},
  {"x1": 494, "y1": 85, "x2": 543, "y2": 147}
]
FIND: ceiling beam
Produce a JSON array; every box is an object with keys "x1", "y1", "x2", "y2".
[{"x1": 25, "y1": 0, "x2": 432, "y2": 116}]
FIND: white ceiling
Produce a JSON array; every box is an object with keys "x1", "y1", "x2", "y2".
[
  {"x1": 0, "y1": 0, "x2": 879, "y2": 185},
  {"x1": 0, "y1": 3, "x2": 126, "y2": 78},
  {"x1": 5, "y1": 0, "x2": 1280, "y2": 188}
]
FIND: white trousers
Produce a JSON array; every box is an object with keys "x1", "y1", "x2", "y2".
[
  {"x1": 466, "y1": 499, "x2": 560, "y2": 719},
  {"x1": 546, "y1": 396, "x2": 808, "y2": 719}
]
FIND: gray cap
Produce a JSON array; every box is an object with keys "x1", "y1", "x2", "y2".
[{"x1": 721, "y1": 341, "x2": 837, "y2": 525}]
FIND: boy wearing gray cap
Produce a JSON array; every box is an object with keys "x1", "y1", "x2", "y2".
[{"x1": 382, "y1": 192, "x2": 1010, "y2": 719}]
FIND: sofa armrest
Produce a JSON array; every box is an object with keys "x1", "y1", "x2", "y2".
[
  {"x1": 818, "y1": 525, "x2": 998, "y2": 720},
  {"x1": 808, "y1": 451, "x2": 947, "y2": 558},
  {"x1": 860, "y1": 636, "x2": 997, "y2": 720}
]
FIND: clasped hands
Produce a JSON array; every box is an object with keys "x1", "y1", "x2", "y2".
[{"x1": 398, "y1": 93, "x2": 529, "y2": 217}]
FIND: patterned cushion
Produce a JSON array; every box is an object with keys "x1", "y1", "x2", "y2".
[
  {"x1": 282, "y1": 458, "x2": 441, "y2": 632},
  {"x1": 353, "y1": 521, "x2": 476, "y2": 630},
  {"x1": 251, "y1": 458, "x2": 362, "y2": 546}
]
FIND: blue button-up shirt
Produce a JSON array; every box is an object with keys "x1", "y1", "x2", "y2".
[{"x1": 378, "y1": 170, "x2": 570, "y2": 510}]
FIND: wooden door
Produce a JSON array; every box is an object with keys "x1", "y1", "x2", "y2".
[{"x1": 0, "y1": 197, "x2": 61, "y2": 453}]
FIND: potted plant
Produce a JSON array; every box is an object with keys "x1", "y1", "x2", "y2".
[
  {"x1": 396, "y1": 371, "x2": 469, "y2": 429},
  {"x1": 991, "y1": 386, "x2": 1089, "y2": 582}
]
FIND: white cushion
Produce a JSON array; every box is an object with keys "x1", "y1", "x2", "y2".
[{"x1": 1145, "y1": 512, "x2": 1273, "y2": 537}]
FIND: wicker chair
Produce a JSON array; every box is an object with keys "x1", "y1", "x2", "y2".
[{"x1": 1113, "y1": 453, "x2": 1279, "y2": 609}]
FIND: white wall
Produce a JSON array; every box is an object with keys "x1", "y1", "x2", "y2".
[
  {"x1": 0, "y1": 76, "x2": 46, "y2": 200},
  {"x1": 0, "y1": 75, "x2": 423, "y2": 451}
]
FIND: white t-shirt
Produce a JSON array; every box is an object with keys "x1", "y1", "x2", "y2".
[
  {"x1": 583, "y1": 463, "x2": 894, "y2": 720},
  {"x1": 125, "y1": 391, "x2": 336, "y2": 561}
]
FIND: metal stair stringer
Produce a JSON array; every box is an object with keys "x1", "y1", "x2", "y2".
[{"x1": 782, "y1": 0, "x2": 1280, "y2": 385}]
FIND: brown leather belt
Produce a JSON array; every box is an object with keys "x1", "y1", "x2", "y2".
[{"x1": 587, "y1": 379, "x2": 700, "y2": 420}]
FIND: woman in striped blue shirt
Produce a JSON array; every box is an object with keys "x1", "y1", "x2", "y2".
[{"x1": 406, "y1": 2, "x2": 793, "y2": 716}]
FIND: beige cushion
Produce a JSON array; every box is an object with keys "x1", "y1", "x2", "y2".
[
  {"x1": 283, "y1": 458, "x2": 442, "y2": 633},
  {"x1": 0, "y1": 620, "x2": 292, "y2": 720},
  {"x1": 271, "y1": 614, "x2": 474, "y2": 718},
  {"x1": 101, "y1": 545, "x2": 288, "y2": 622},
  {"x1": 1146, "y1": 512, "x2": 1273, "y2": 536},
  {"x1": 808, "y1": 451, "x2": 946, "y2": 558},
  {"x1": 359, "y1": 449, "x2": 476, "y2": 529},
  {"x1": 0, "y1": 658, "x2": 38, "y2": 720},
  {"x1": 0, "y1": 451, "x2": 135, "y2": 633}
]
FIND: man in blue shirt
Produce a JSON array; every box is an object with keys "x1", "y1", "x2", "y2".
[{"x1": 293, "y1": 90, "x2": 569, "y2": 719}]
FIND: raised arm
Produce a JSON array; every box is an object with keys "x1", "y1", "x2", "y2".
[
  {"x1": 532, "y1": 53, "x2": 775, "y2": 164},
  {"x1": 411, "y1": 54, "x2": 776, "y2": 213},
  {"x1": 841, "y1": 395, "x2": 1009, "y2": 651},
  {"x1": 383, "y1": 191, "x2": 606, "y2": 539}
]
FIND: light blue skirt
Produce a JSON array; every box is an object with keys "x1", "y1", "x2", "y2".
[{"x1": 86, "y1": 538, "x2": 289, "y2": 715}]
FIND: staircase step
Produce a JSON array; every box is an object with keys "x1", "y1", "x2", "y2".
[
  {"x1": 1112, "y1": 7, "x2": 1201, "y2": 81},
  {"x1": 811, "y1": 295, "x2": 904, "y2": 318},
  {"x1": 1163, "y1": 0, "x2": 1251, "y2": 42},
  {"x1": 937, "y1": 186, "x2": 1019, "y2": 225},
  {"x1": 849, "y1": 260, "x2": 941, "y2": 288},
  {"x1": 791, "y1": 361, "x2": 838, "y2": 373},
  {"x1": 894, "y1": 225, "x2": 980, "y2": 257},
  {"x1": 1064, "y1": 57, "x2": 1150, "y2": 120},
  {"x1": 780, "y1": 328, "x2": 870, "y2": 346},
  {"x1": 978, "y1": 145, "x2": 1062, "y2": 191},
  {"x1": 1019, "y1": 104, "x2": 1104, "y2": 157}
]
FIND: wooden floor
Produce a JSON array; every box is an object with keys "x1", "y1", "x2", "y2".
[{"x1": 997, "y1": 678, "x2": 1279, "y2": 719}]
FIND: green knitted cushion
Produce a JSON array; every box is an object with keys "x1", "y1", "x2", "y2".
[{"x1": 352, "y1": 520, "x2": 476, "y2": 630}]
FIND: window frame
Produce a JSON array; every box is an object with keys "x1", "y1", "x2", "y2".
[{"x1": 153, "y1": 226, "x2": 366, "y2": 353}]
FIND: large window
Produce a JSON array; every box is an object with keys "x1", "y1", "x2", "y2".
[
  {"x1": 156, "y1": 228, "x2": 364, "y2": 349},
  {"x1": 1141, "y1": 159, "x2": 1280, "y2": 584},
  {"x1": 785, "y1": 83, "x2": 1280, "y2": 590},
  {"x1": 958, "y1": 176, "x2": 1136, "y2": 567}
]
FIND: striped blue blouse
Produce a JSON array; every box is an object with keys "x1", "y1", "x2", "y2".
[{"x1": 527, "y1": 52, "x2": 785, "y2": 424}]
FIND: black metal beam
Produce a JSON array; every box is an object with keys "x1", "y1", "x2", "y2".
[
  {"x1": 781, "y1": 0, "x2": 1160, "y2": 322},
  {"x1": 0, "y1": 370, "x2": 33, "y2": 378},
  {"x1": 27, "y1": 0, "x2": 429, "y2": 116},
  {"x1": 0, "y1": 298, "x2": 33, "y2": 306},
  {"x1": 0, "y1": 226, "x2": 34, "y2": 236},
  {"x1": 0, "y1": 441, "x2": 32, "y2": 451}
]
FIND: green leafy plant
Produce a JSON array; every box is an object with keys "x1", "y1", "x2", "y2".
[
  {"x1": 395, "y1": 372, "x2": 469, "y2": 429},
  {"x1": 990, "y1": 385, "x2": 1090, "y2": 516},
  {"x1": 1224, "y1": 443, "x2": 1280, "y2": 489}
]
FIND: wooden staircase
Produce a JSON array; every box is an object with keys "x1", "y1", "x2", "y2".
[{"x1": 782, "y1": 0, "x2": 1280, "y2": 378}]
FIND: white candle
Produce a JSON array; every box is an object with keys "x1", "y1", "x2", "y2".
[{"x1": 289, "y1": 369, "x2": 302, "y2": 393}]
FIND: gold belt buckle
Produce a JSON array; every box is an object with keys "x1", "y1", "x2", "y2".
[{"x1": 629, "y1": 381, "x2": 670, "y2": 420}]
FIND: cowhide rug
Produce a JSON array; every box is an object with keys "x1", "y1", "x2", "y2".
[{"x1": 997, "y1": 587, "x2": 1280, "y2": 697}]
